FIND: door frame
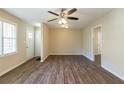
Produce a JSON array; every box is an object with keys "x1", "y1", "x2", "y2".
[{"x1": 91, "y1": 24, "x2": 103, "y2": 61}]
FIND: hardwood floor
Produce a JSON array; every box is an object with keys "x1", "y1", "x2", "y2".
[{"x1": 0, "y1": 55, "x2": 123, "y2": 84}]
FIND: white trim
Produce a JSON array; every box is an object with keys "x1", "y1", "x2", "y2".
[
  {"x1": 50, "y1": 53, "x2": 83, "y2": 55},
  {"x1": 40, "y1": 53, "x2": 83, "y2": 62},
  {"x1": 82, "y1": 52, "x2": 94, "y2": 61},
  {"x1": 0, "y1": 58, "x2": 29, "y2": 77},
  {"x1": 0, "y1": 52, "x2": 17, "y2": 58},
  {"x1": 82, "y1": 52, "x2": 124, "y2": 81},
  {"x1": 0, "y1": 18, "x2": 18, "y2": 57},
  {"x1": 102, "y1": 65, "x2": 124, "y2": 81},
  {"x1": 40, "y1": 55, "x2": 49, "y2": 62}
]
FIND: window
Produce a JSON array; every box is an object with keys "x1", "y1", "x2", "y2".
[{"x1": 0, "y1": 19, "x2": 17, "y2": 56}]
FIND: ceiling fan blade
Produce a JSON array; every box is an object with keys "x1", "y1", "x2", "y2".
[
  {"x1": 67, "y1": 17, "x2": 79, "y2": 20},
  {"x1": 67, "y1": 8, "x2": 77, "y2": 15},
  {"x1": 48, "y1": 11, "x2": 59, "y2": 16},
  {"x1": 48, "y1": 18, "x2": 58, "y2": 22}
]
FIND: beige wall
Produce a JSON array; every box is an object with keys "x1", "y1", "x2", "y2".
[
  {"x1": 41, "y1": 23, "x2": 50, "y2": 61},
  {"x1": 50, "y1": 28, "x2": 83, "y2": 55},
  {"x1": 82, "y1": 9, "x2": 124, "y2": 80},
  {"x1": 0, "y1": 9, "x2": 35, "y2": 76}
]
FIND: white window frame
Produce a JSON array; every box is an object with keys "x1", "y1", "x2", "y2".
[{"x1": 0, "y1": 17, "x2": 18, "y2": 58}]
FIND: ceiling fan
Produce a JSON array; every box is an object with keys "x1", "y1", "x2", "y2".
[{"x1": 47, "y1": 8, "x2": 79, "y2": 24}]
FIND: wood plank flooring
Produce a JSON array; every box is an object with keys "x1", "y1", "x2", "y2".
[{"x1": 0, "y1": 55, "x2": 123, "y2": 84}]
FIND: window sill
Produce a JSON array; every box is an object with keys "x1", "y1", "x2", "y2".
[{"x1": 0, "y1": 52, "x2": 18, "y2": 58}]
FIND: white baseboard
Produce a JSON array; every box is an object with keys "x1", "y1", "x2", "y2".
[
  {"x1": 82, "y1": 52, "x2": 124, "y2": 81},
  {"x1": 40, "y1": 53, "x2": 82, "y2": 62},
  {"x1": 40, "y1": 55, "x2": 49, "y2": 62},
  {"x1": 0, "y1": 58, "x2": 30, "y2": 77},
  {"x1": 82, "y1": 53, "x2": 94, "y2": 61},
  {"x1": 50, "y1": 53, "x2": 83, "y2": 55},
  {"x1": 102, "y1": 65, "x2": 124, "y2": 81}
]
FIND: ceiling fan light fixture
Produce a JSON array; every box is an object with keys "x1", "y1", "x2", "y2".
[
  {"x1": 58, "y1": 18, "x2": 67, "y2": 24},
  {"x1": 48, "y1": 8, "x2": 79, "y2": 28},
  {"x1": 58, "y1": 20, "x2": 62, "y2": 24},
  {"x1": 61, "y1": 18, "x2": 67, "y2": 24}
]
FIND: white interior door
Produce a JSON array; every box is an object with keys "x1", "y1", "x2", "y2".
[
  {"x1": 35, "y1": 27, "x2": 41, "y2": 57},
  {"x1": 26, "y1": 26, "x2": 34, "y2": 60}
]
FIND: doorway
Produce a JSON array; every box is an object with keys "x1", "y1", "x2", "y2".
[{"x1": 92, "y1": 25, "x2": 102, "y2": 67}]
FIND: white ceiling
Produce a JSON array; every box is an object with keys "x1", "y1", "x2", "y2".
[{"x1": 4, "y1": 8, "x2": 112, "y2": 29}]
